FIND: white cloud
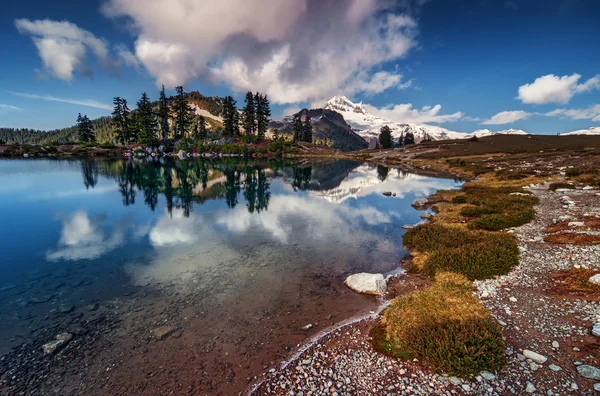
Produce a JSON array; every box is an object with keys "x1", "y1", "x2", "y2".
[
  {"x1": 482, "y1": 110, "x2": 531, "y2": 125},
  {"x1": 102, "y1": 0, "x2": 418, "y2": 104},
  {"x1": 517, "y1": 73, "x2": 600, "y2": 105},
  {"x1": 0, "y1": 104, "x2": 23, "y2": 112},
  {"x1": 546, "y1": 104, "x2": 600, "y2": 122},
  {"x1": 15, "y1": 19, "x2": 113, "y2": 81},
  {"x1": 363, "y1": 103, "x2": 464, "y2": 124},
  {"x1": 7, "y1": 91, "x2": 112, "y2": 110},
  {"x1": 46, "y1": 211, "x2": 126, "y2": 261}
]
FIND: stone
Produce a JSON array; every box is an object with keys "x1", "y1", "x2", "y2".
[
  {"x1": 177, "y1": 150, "x2": 187, "y2": 159},
  {"x1": 401, "y1": 224, "x2": 414, "y2": 229},
  {"x1": 480, "y1": 371, "x2": 495, "y2": 380},
  {"x1": 55, "y1": 332, "x2": 73, "y2": 341},
  {"x1": 152, "y1": 326, "x2": 179, "y2": 340},
  {"x1": 411, "y1": 198, "x2": 428, "y2": 208},
  {"x1": 589, "y1": 274, "x2": 600, "y2": 285},
  {"x1": 449, "y1": 376, "x2": 461, "y2": 385},
  {"x1": 552, "y1": 341, "x2": 559, "y2": 348},
  {"x1": 583, "y1": 186, "x2": 595, "y2": 191},
  {"x1": 344, "y1": 273, "x2": 387, "y2": 296},
  {"x1": 382, "y1": 192, "x2": 392, "y2": 197},
  {"x1": 523, "y1": 349, "x2": 547, "y2": 364},
  {"x1": 525, "y1": 382, "x2": 536, "y2": 393},
  {"x1": 577, "y1": 364, "x2": 600, "y2": 380},
  {"x1": 302, "y1": 324, "x2": 313, "y2": 330},
  {"x1": 568, "y1": 221, "x2": 585, "y2": 227},
  {"x1": 592, "y1": 324, "x2": 600, "y2": 337},
  {"x1": 420, "y1": 212, "x2": 433, "y2": 220},
  {"x1": 594, "y1": 383, "x2": 600, "y2": 392},
  {"x1": 42, "y1": 340, "x2": 66, "y2": 355},
  {"x1": 548, "y1": 364, "x2": 561, "y2": 372},
  {"x1": 509, "y1": 296, "x2": 517, "y2": 302}
]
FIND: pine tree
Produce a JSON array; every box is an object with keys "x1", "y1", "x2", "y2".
[
  {"x1": 137, "y1": 92, "x2": 158, "y2": 146},
  {"x1": 379, "y1": 125, "x2": 392, "y2": 148},
  {"x1": 111, "y1": 97, "x2": 131, "y2": 144},
  {"x1": 292, "y1": 113, "x2": 303, "y2": 142},
  {"x1": 77, "y1": 113, "x2": 95, "y2": 142},
  {"x1": 405, "y1": 132, "x2": 415, "y2": 145},
  {"x1": 173, "y1": 86, "x2": 193, "y2": 139},
  {"x1": 223, "y1": 96, "x2": 239, "y2": 136},
  {"x1": 197, "y1": 115, "x2": 207, "y2": 140},
  {"x1": 302, "y1": 115, "x2": 313, "y2": 143},
  {"x1": 255, "y1": 93, "x2": 271, "y2": 141},
  {"x1": 242, "y1": 91, "x2": 256, "y2": 136},
  {"x1": 158, "y1": 85, "x2": 170, "y2": 141}
]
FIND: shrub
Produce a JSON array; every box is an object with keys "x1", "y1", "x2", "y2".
[
  {"x1": 549, "y1": 182, "x2": 575, "y2": 191},
  {"x1": 374, "y1": 272, "x2": 506, "y2": 377},
  {"x1": 404, "y1": 224, "x2": 519, "y2": 280},
  {"x1": 451, "y1": 195, "x2": 467, "y2": 204}
]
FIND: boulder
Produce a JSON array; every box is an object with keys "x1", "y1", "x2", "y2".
[
  {"x1": 420, "y1": 212, "x2": 433, "y2": 220},
  {"x1": 589, "y1": 274, "x2": 600, "y2": 285},
  {"x1": 42, "y1": 340, "x2": 65, "y2": 355},
  {"x1": 152, "y1": 326, "x2": 179, "y2": 340},
  {"x1": 344, "y1": 273, "x2": 386, "y2": 296},
  {"x1": 577, "y1": 365, "x2": 600, "y2": 380},
  {"x1": 523, "y1": 349, "x2": 547, "y2": 364},
  {"x1": 177, "y1": 150, "x2": 187, "y2": 159},
  {"x1": 411, "y1": 198, "x2": 428, "y2": 208},
  {"x1": 382, "y1": 192, "x2": 392, "y2": 197}
]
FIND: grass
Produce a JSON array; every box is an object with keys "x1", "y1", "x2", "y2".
[
  {"x1": 403, "y1": 224, "x2": 519, "y2": 281},
  {"x1": 551, "y1": 268, "x2": 600, "y2": 295},
  {"x1": 373, "y1": 272, "x2": 506, "y2": 377},
  {"x1": 544, "y1": 232, "x2": 600, "y2": 245},
  {"x1": 546, "y1": 216, "x2": 600, "y2": 233}
]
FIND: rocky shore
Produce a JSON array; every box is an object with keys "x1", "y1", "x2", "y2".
[{"x1": 254, "y1": 185, "x2": 600, "y2": 395}]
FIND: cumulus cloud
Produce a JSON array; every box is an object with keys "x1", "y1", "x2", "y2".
[
  {"x1": 363, "y1": 103, "x2": 464, "y2": 124},
  {"x1": 15, "y1": 19, "x2": 113, "y2": 81},
  {"x1": 482, "y1": 110, "x2": 531, "y2": 125},
  {"x1": 7, "y1": 91, "x2": 112, "y2": 110},
  {"x1": 517, "y1": 73, "x2": 600, "y2": 105},
  {"x1": 101, "y1": 0, "x2": 419, "y2": 104},
  {"x1": 546, "y1": 104, "x2": 600, "y2": 122}
]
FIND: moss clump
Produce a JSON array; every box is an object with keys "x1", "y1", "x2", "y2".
[
  {"x1": 403, "y1": 224, "x2": 519, "y2": 280},
  {"x1": 451, "y1": 195, "x2": 467, "y2": 204},
  {"x1": 374, "y1": 272, "x2": 506, "y2": 377},
  {"x1": 455, "y1": 185, "x2": 538, "y2": 231}
]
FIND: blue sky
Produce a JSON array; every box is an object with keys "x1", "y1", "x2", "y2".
[{"x1": 1, "y1": 0, "x2": 599, "y2": 134}]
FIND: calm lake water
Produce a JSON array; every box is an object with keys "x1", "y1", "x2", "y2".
[{"x1": 0, "y1": 158, "x2": 460, "y2": 394}]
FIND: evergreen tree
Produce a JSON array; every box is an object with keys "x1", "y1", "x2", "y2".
[
  {"x1": 158, "y1": 85, "x2": 170, "y2": 141},
  {"x1": 255, "y1": 93, "x2": 271, "y2": 141},
  {"x1": 197, "y1": 116, "x2": 208, "y2": 140},
  {"x1": 302, "y1": 115, "x2": 313, "y2": 143},
  {"x1": 405, "y1": 132, "x2": 416, "y2": 145},
  {"x1": 398, "y1": 132, "x2": 405, "y2": 146},
  {"x1": 111, "y1": 97, "x2": 132, "y2": 144},
  {"x1": 379, "y1": 125, "x2": 392, "y2": 148},
  {"x1": 173, "y1": 86, "x2": 194, "y2": 139},
  {"x1": 137, "y1": 92, "x2": 158, "y2": 146},
  {"x1": 242, "y1": 91, "x2": 256, "y2": 136},
  {"x1": 77, "y1": 113, "x2": 95, "y2": 142},
  {"x1": 223, "y1": 96, "x2": 240, "y2": 136},
  {"x1": 292, "y1": 113, "x2": 303, "y2": 142}
]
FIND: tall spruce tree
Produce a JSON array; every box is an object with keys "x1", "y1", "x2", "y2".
[
  {"x1": 302, "y1": 115, "x2": 313, "y2": 143},
  {"x1": 137, "y1": 92, "x2": 158, "y2": 146},
  {"x1": 379, "y1": 125, "x2": 392, "y2": 148},
  {"x1": 173, "y1": 86, "x2": 193, "y2": 139},
  {"x1": 404, "y1": 132, "x2": 415, "y2": 145},
  {"x1": 292, "y1": 113, "x2": 303, "y2": 142},
  {"x1": 112, "y1": 97, "x2": 132, "y2": 144},
  {"x1": 242, "y1": 91, "x2": 256, "y2": 136},
  {"x1": 255, "y1": 93, "x2": 271, "y2": 141},
  {"x1": 223, "y1": 96, "x2": 239, "y2": 136},
  {"x1": 158, "y1": 85, "x2": 170, "y2": 141},
  {"x1": 197, "y1": 115, "x2": 207, "y2": 140},
  {"x1": 77, "y1": 113, "x2": 95, "y2": 142}
]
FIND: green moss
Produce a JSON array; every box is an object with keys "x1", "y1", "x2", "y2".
[
  {"x1": 451, "y1": 195, "x2": 467, "y2": 204},
  {"x1": 403, "y1": 224, "x2": 519, "y2": 280},
  {"x1": 374, "y1": 273, "x2": 506, "y2": 377}
]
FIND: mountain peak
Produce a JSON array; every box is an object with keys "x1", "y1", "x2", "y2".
[{"x1": 325, "y1": 95, "x2": 366, "y2": 114}]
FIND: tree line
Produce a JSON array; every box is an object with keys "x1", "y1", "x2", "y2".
[
  {"x1": 292, "y1": 113, "x2": 313, "y2": 143},
  {"x1": 75, "y1": 87, "x2": 272, "y2": 146},
  {"x1": 378, "y1": 125, "x2": 415, "y2": 149}
]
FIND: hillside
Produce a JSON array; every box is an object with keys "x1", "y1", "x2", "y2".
[{"x1": 0, "y1": 117, "x2": 113, "y2": 145}]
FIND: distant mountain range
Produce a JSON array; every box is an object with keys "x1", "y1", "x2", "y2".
[
  {"x1": 323, "y1": 95, "x2": 530, "y2": 142},
  {"x1": 559, "y1": 127, "x2": 600, "y2": 136}
]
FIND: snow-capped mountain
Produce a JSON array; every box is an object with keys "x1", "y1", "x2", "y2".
[
  {"x1": 560, "y1": 127, "x2": 600, "y2": 136},
  {"x1": 323, "y1": 95, "x2": 530, "y2": 142}
]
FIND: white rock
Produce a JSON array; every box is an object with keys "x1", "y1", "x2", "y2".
[
  {"x1": 552, "y1": 341, "x2": 559, "y2": 348},
  {"x1": 42, "y1": 340, "x2": 66, "y2": 355},
  {"x1": 480, "y1": 371, "x2": 495, "y2": 380},
  {"x1": 411, "y1": 198, "x2": 428, "y2": 208},
  {"x1": 583, "y1": 186, "x2": 595, "y2": 191},
  {"x1": 568, "y1": 221, "x2": 585, "y2": 227},
  {"x1": 589, "y1": 274, "x2": 600, "y2": 285},
  {"x1": 523, "y1": 349, "x2": 547, "y2": 364},
  {"x1": 344, "y1": 273, "x2": 387, "y2": 296},
  {"x1": 548, "y1": 364, "x2": 562, "y2": 372},
  {"x1": 525, "y1": 382, "x2": 536, "y2": 393}
]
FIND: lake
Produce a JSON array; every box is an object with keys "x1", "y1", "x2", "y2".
[{"x1": 0, "y1": 158, "x2": 460, "y2": 395}]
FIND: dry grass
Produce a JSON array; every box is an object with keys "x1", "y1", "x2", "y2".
[
  {"x1": 551, "y1": 268, "x2": 600, "y2": 296},
  {"x1": 544, "y1": 232, "x2": 600, "y2": 245},
  {"x1": 546, "y1": 217, "x2": 600, "y2": 233},
  {"x1": 373, "y1": 272, "x2": 506, "y2": 377}
]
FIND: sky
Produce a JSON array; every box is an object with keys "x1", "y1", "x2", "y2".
[{"x1": 0, "y1": 0, "x2": 599, "y2": 134}]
